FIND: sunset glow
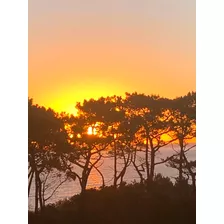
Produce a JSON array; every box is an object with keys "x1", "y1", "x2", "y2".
[
  {"x1": 28, "y1": 1, "x2": 196, "y2": 218},
  {"x1": 29, "y1": 0, "x2": 195, "y2": 115},
  {"x1": 87, "y1": 126, "x2": 97, "y2": 135}
]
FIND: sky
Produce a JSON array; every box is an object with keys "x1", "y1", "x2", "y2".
[{"x1": 29, "y1": 0, "x2": 195, "y2": 115}]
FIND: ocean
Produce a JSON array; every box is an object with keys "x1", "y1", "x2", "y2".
[{"x1": 28, "y1": 145, "x2": 196, "y2": 210}]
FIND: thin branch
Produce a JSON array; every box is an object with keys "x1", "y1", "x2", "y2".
[
  {"x1": 155, "y1": 155, "x2": 177, "y2": 166},
  {"x1": 184, "y1": 144, "x2": 196, "y2": 153},
  {"x1": 93, "y1": 165, "x2": 105, "y2": 188},
  {"x1": 171, "y1": 143, "x2": 179, "y2": 154},
  {"x1": 44, "y1": 176, "x2": 69, "y2": 202}
]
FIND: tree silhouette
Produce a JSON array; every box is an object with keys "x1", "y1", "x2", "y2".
[
  {"x1": 65, "y1": 103, "x2": 112, "y2": 193},
  {"x1": 28, "y1": 99, "x2": 71, "y2": 213},
  {"x1": 124, "y1": 93, "x2": 176, "y2": 185},
  {"x1": 168, "y1": 92, "x2": 196, "y2": 187},
  {"x1": 28, "y1": 91, "x2": 196, "y2": 216}
]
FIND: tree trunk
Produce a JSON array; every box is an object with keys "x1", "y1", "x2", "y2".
[
  {"x1": 94, "y1": 166, "x2": 105, "y2": 188},
  {"x1": 132, "y1": 149, "x2": 144, "y2": 184},
  {"x1": 34, "y1": 172, "x2": 39, "y2": 214},
  {"x1": 80, "y1": 151, "x2": 91, "y2": 194},
  {"x1": 28, "y1": 170, "x2": 34, "y2": 197},
  {"x1": 145, "y1": 133, "x2": 150, "y2": 181},
  {"x1": 81, "y1": 174, "x2": 88, "y2": 194},
  {"x1": 192, "y1": 174, "x2": 196, "y2": 193},
  {"x1": 182, "y1": 152, "x2": 196, "y2": 193},
  {"x1": 149, "y1": 148, "x2": 155, "y2": 182},
  {"x1": 113, "y1": 143, "x2": 118, "y2": 187},
  {"x1": 28, "y1": 168, "x2": 33, "y2": 179},
  {"x1": 37, "y1": 174, "x2": 43, "y2": 212},
  {"x1": 119, "y1": 151, "x2": 131, "y2": 185},
  {"x1": 179, "y1": 139, "x2": 184, "y2": 184},
  {"x1": 132, "y1": 162, "x2": 144, "y2": 184}
]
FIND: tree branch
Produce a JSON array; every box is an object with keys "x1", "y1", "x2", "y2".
[
  {"x1": 44, "y1": 176, "x2": 69, "y2": 202},
  {"x1": 155, "y1": 155, "x2": 176, "y2": 166}
]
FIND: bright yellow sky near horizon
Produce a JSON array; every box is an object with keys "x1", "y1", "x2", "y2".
[{"x1": 29, "y1": 0, "x2": 195, "y2": 115}]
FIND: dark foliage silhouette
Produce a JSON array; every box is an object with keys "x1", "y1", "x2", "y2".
[{"x1": 28, "y1": 92, "x2": 196, "y2": 223}]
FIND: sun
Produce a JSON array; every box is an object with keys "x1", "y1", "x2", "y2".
[
  {"x1": 87, "y1": 126, "x2": 97, "y2": 135},
  {"x1": 87, "y1": 127, "x2": 93, "y2": 135}
]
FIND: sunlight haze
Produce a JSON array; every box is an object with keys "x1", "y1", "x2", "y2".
[{"x1": 29, "y1": 0, "x2": 195, "y2": 115}]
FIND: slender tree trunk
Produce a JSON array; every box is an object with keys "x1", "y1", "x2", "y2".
[
  {"x1": 182, "y1": 152, "x2": 196, "y2": 193},
  {"x1": 132, "y1": 161, "x2": 144, "y2": 184},
  {"x1": 145, "y1": 133, "x2": 150, "y2": 181},
  {"x1": 81, "y1": 173, "x2": 88, "y2": 194},
  {"x1": 81, "y1": 161, "x2": 91, "y2": 194},
  {"x1": 34, "y1": 172, "x2": 39, "y2": 214},
  {"x1": 28, "y1": 168, "x2": 33, "y2": 179},
  {"x1": 94, "y1": 166, "x2": 105, "y2": 188},
  {"x1": 30, "y1": 148, "x2": 40, "y2": 213},
  {"x1": 28, "y1": 170, "x2": 34, "y2": 197},
  {"x1": 132, "y1": 149, "x2": 144, "y2": 184},
  {"x1": 80, "y1": 151, "x2": 91, "y2": 194},
  {"x1": 119, "y1": 167, "x2": 127, "y2": 186},
  {"x1": 119, "y1": 152, "x2": 130, "y2": 185},
  {"x1": 37, "y1": 175, "x2": 43, "y2": 212},
  {"x1": 192, "y1": 174, "x2": 196, "y2": 193},
  {"x1": 113, "y1": 142, "x2": 118, "y2": 187},
  {"x1": 149, "y1": 137, "x2": 156, "y2": 182},
  {"x1": 149, "y1": 148, "x2": 155, "y2": 182},
  {"x1": 179, "y1": 139, "x2": 184, "y2": 184}
]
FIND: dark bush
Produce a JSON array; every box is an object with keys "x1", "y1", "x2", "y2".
[{"x1": 29, "y1": 176, "x2": 195, "y2": 224}]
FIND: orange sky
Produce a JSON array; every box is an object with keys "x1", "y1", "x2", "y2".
[{"x1": 29, "y1": 0, "x2": 195, "y2": 115}]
